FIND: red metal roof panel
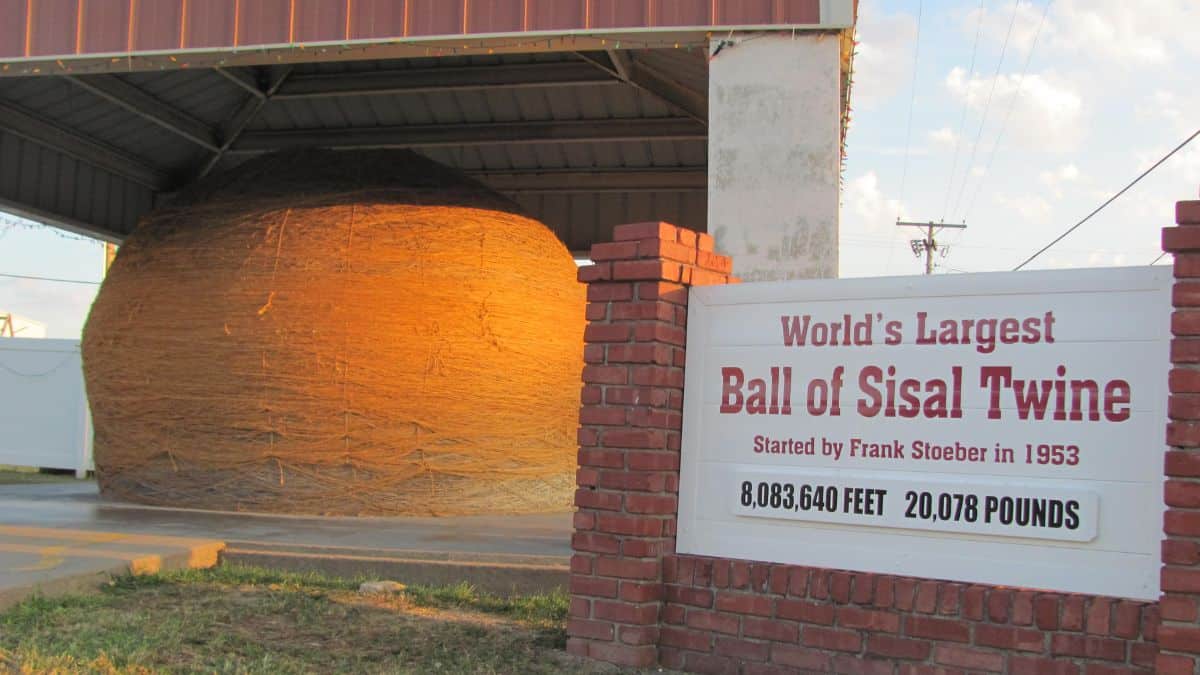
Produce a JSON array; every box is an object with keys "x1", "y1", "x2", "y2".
[
  {"x1": 406, "y1": 0, "x2": 464, "y2": 37},
  {"x1": 4, "y1": 0, "x2": 837, "y2": 64},
  {"x1": 294, "y1": 0, "x2": 347, "y2": 43},
  {"x1": 715, "y1": 0, "x2": 819, "y2": 25},
  {"x1": 466, "y1": 0, "x2": 524, "y2": 34},
  {"x1": 649, "y1": 0, "x2": 711, "y2": 27},
  {"x1": 777, "y1": 0, "x2": 822, "y2": 23},
  {"x1": 348, "y1": 0, "x2": 406, "y2": 40},
  {"x1": 0, "y1": 0, "x2": 26, "y2": 58},
  {"x1": 588, "y1": 0, "x2": 648, "y2": 30},
  {"x1": 526, "y1": 0, "x2": 585, "y2": 31},
  {"x1": 236, "y1": 0, "x2": 290, "y2": 46},
  {"x1": 185, "y1": 0, "x2": 237, "y2": 49},
  {"x1": 80, "y1": 0, "x2": 130, "y2": 53},
  {"x1": 131, "y1": 0, "x2": 182, "y2": 51},
  {"x1": 28, "y1": 0, "x2": 78, "y2": 57}
]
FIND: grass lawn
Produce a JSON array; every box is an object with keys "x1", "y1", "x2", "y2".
[
  {"x1": 0, "y1": 565, "x2": 651, "y2": 674},
  {"x1": 0, "y1": 465, "x2": 86, "y2": 484}
]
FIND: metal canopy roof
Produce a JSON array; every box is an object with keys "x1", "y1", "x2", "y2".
[
  {"x1": 0, "y1": 49, "x2": 716, "y2": 249},
  {"x1": 0, "y1": 1, "x2": 855, "y2": 249}
]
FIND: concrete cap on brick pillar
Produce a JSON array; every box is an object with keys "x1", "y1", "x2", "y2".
[{"x1": 1164, "y1": 196, "x2": 1200, "y2": 280}]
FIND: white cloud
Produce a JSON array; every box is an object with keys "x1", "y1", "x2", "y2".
[
  {"x1": 844, "y1": 171, "x2": 906, "y2": 233},
  {"x1": 971, "y1": 0, "x2": 1200, "y2": 68},
  {"x1": 857, "y1": 145, "x2": 931, "y2": 157},
  {"x1": 945, "y1": 67, "x2": 1084, "y2": 153},
  {"x1": 965, "y1": 1, "x2": 1050, "y2": 58},
  {"x1": 843, "y1": 2, "x2": 1197, "y2": 277},
  {"x1": 1086, "y1": 250, "x2": 1128, "y2": 267},
  {"x1": 995, "y1": 193, "x2": 1053, "y2": 224},
  {"x1": 928, "y1": 127, "x2": 958, "y2": 148},
  {"x1": 1136, "y1": 90, "x2": 1183, "y2": 127},
  {"x1": 1044, "y1": 0, "x2": 1194, "y2": 67},
  {"x1": 1120, "y1": 143, "x2": 1200, "y2": 228},
  {"x1": 1039, "y1": 163, "x2": 1081, "y2": 196},
  {"x1": 852, "y1": 0, "x2": 918, "y2": 110}
]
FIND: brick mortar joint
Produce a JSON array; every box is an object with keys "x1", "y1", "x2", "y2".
[{"x1": 1160, "y1": 617, "x2": 1200, "y2": 626}]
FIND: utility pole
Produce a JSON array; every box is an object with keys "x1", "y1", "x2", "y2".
[{"x1": 896, "y1": 220, "x2": 966, "y2": 275}]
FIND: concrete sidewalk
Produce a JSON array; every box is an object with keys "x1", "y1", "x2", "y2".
[
  {"x1": 0, "y1": 524, "x2": 223, "y2": 610},
  {"x1": 0, "y1": 481, "x2": 572, "y2": 608}
]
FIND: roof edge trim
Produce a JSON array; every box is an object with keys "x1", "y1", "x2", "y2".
[{"x1": 0, "y1": 26, "x2": 850, "y2": 77}]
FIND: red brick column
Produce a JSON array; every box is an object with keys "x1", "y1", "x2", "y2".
[
  {"x1": 567, "y1": 221, "x2": 736, "y2": 668},
  {"x1": 1162, "y1": 194, "x2": 1200, "y2": 674}
]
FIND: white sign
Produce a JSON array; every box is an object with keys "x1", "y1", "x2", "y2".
[{"x1": 677, "y1": 267, "x2": 1170, "y2": 600}]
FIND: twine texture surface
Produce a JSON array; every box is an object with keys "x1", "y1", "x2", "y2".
[{"x1": 82, "y1": 150, "x2": 585, "y2": 515}]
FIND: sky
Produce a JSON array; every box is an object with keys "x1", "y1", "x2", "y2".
[
  {"x1": 840, "y1": 0, "x2": 1200, "y2": 277},
  {"x1": 2, "y1": 0, "x2": 1199, "y2": 338}
]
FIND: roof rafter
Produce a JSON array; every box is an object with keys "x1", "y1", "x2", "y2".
[
  {"x1": 272, "y1": 61, "x2": 619, "y2": 99},
  {"x1": 0, "y1": 100, "x2": 170, "y2": 190},
  {"x1": 214, "y1": 67, "x2": 265, "y2": 99},
  {"x1": 64, "y1": 74, "x2": 221, "y2": 152},
  {"x1": 575, "y1": 51, "x2": 707, "y2": 124},
  {"x1": 471, "y1": 168, "x2": 705, "y2": 193},
  {"x1": 231, "y1": 118, "x2": 706, "y2": 153},
  {"x1": 195, "y1": 67, "x2": 293, "y2": 180}
]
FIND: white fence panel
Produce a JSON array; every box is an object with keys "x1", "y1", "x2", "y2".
[{"x1": 0, "y1": 338, "x2": 91, "y2": 476}]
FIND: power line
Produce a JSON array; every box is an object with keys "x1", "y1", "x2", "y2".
[
  {"x1": 888, "y1": 0, "x2": 923, "y2": 274},
  {"x1": 896, "y1": 0, "x2": 924, "y2": 213},
  {"x1": 1013, "y1": 126, "x2": 1200, "y2": 270},
  {"x1": 950, "y1": 0, "x2": 1020, "y2": 220},
  {"x1": 941, "y1": 0, "x2": 985, "y2": 222},
  {"x1": 963, "y1": 0, "x2": 1053, "y2": 222},
  {"x1": 0, "y1": 271, "x2": 100, "y2": 285},
  {"x1": 1151, "y1": 252, "x2": 1169, "y2": 266}
]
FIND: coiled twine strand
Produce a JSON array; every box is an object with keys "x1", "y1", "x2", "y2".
[{"x1": 83, "y1": 193, "x2": 585, "y2": 516}]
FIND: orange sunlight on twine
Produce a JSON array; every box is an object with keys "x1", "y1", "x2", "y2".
[{"x1": 82, "y1": 150, "x2": 585, "y2": 516}]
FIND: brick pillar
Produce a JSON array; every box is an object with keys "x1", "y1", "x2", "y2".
[
  {"x1": 567, "y1": 221, "x2": 736, "y2": 668},
  {"x1": 1161, "y1": 194, "x2": 1200, "y2": 674}
]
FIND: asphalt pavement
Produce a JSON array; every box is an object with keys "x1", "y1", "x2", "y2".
[{"x1": 0, "y1": 481, "x2": 573, "y2": 606}]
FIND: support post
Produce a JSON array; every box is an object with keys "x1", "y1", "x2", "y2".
[
  {"x1": 707, "y1": 33, "x2": 841, "y2": 282},
  {"x1": 1160, "y1": 192, "x2": 1200, "y2": 673},
  {"x1": 568, "y1": 221, "x2": 735, "y2": 668}
]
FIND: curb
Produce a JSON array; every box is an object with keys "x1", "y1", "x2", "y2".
[
  {"x1": 221, "y1": 542, "x2": 568, "y2": 595},
  {"x1": 0, "y1": 540, "x2": 224, "y2": 612}
]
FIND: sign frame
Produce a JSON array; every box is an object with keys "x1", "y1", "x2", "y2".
[{"x1": 676, "y1": 267, "x2": 1171, "y2": 601}]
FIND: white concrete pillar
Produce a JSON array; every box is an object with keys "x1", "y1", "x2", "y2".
[{"x1": 707, "y1": 33, "x2": 842, "y2": 281}]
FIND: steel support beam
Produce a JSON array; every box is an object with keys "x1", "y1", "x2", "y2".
[
  {"x1": 195, "y1": 66, "x2": 293, "y2": 179},
  {"x1": 232, "y1": 118, "x2": 706, "y2": 153},
  {"x1": 272, "y1": 62, "x2": 619, "y2": 99},
  {"x1": 576, "y1": 51, "x2": 707, "y2": 124},
  {"x1": 64, "y1": 74, "x2": 221, "y2": 152},
  {"x1": 471, "y1": 168, "x2": 706, "y2": 193},
  {"x1": 214, "y1": 67, "x2": 265, "y2": 99},
  {"x1": 0, "y1": 101, "x2": 169, "y2": 190}
]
